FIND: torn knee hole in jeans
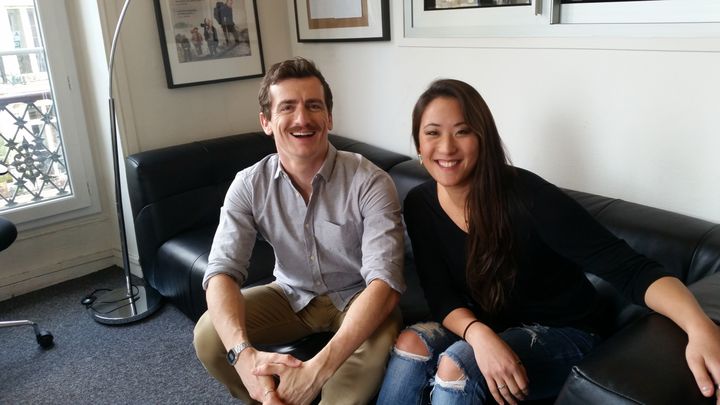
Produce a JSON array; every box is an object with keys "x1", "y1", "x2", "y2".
[
  {"x1": 434, "y1": 354, "x2": 467, "y2": 390},
  {"x1": 393, "y1": 321, "x2": 445, "y2": 361},
  {"x1": 434, "y1": 376, "x2": 467, "y2": 390}
]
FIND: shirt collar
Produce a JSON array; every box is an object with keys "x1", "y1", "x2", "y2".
[
  {"x1": 315, "y1": 144, "x2": 337, "y2": 183},
  {"x1": 272, "y1": 143, "x2": 338, "y2": 182}
]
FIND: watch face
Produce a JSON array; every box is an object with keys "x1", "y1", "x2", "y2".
[
  {"x1": 227, "y1": 349, "x2": 237, "y2": 365},
  {"x1": 226, "y1": 342, "x2": 249, "y2": 366}
]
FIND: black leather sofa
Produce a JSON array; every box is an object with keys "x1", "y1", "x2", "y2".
[{"x1": 126, "y1": 132, "x2": 719, "y2": 404}]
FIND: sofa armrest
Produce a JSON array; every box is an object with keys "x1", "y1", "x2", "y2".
[
  {"x1": 556, "y1": 312, "x2": 715, "y2": 404},
  {"x1": 689, "y1": 271, "x2": 720, "y2": 324}
]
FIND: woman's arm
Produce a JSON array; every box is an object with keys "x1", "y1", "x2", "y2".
[
  {"x1": 644, "y1": 276, "x2": 720, "y2": 401},
  {"x1": 520, "y1": 170, "x2": 672, "y2": 306},
  {"x1": 444, "y1": 308, "x2": 528, "y2": 405}
]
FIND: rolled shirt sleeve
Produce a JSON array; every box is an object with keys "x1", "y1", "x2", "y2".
[
  {"x1": 357, "y1": 167, "x2": 406, "y2": 295},
  {"x1": 202, "y1": 168, "x2": 258, "y2": 290}
]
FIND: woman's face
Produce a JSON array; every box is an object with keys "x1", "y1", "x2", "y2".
[{"x1": 418, "y1": 96, "x2": 479, "y2": 192}]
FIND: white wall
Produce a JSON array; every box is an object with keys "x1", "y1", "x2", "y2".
[
  {"x1": 0, "y1": 0, "x2": 293, "y2": 300},
  {"x1": 109, "y1": 0, "x2": 292, "y2": 276},
  {"x1": 93, "y1": 0, "x2": 720, "y2": 233},
  {"x1": 116, "y1": 0, "x2": 293, "y2": 152},
  {"x1": 290, "y1": 2, "x2": 720, "y2": 223},
  {"x1": 2, "y1": 0, "x2": 718, "y2": 300}
]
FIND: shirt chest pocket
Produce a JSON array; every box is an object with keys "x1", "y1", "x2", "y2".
[{"x1": 315, "y1": 219, "x2": 362, "y2": 254}]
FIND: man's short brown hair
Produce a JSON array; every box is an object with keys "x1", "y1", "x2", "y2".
[{"x1": 258, "y1": 57, "x2": 333, "y2": 119}]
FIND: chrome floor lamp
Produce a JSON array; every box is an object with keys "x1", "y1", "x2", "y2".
[{"x1": 85, "y1": 0, "x2": 162, "y2": 324}]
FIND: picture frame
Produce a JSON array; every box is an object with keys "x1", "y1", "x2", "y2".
[
  {"x1": 153, "y1": 0, "x2": 265, "y2": 88},
  {"x1": 294, "y1": 0, "x2": 390, "y2": 42}
]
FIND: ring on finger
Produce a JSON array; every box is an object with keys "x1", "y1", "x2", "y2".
[{"x1": 497, "y1": 384, "x2": 507, "y2": 390}]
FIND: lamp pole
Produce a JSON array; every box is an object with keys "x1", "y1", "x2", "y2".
[{"x1": 86, "y1": 0, "x2": 162, "y2": 324}]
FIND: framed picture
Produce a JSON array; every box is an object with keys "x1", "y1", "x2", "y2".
[
  {"x1": 153, "y1": 0, "x2": 265, "y2": 88},
  {"x1": 294, "y1": 0, "x2": 390, "y2": 42}
]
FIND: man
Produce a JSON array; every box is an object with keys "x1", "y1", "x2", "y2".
[{"x1": 193, "y1": 57, "x2": 405, "y2": 405}]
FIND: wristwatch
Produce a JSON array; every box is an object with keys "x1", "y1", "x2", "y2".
[{"x1": 226, "y1": 342, "x2": 252, "y2": 366}]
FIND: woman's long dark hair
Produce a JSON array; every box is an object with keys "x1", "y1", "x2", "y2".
[{"x1": 412, "y1": 79, "x2": 517, "y2": 314}]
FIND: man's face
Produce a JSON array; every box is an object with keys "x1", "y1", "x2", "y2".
[{"x1": 260, "y1": 77, "x2": 333, "y2": 169}]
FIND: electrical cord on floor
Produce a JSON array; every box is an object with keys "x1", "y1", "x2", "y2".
[
  {"x1": 80, "y1": 289, "x2": 111, "y2": 306},
  {"x1": 80, "y1": 286, "x2": 140, "y2": 314}
]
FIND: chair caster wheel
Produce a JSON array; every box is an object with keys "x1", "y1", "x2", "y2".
[{"x1": 37, "y1": 331, "x2": 54, "y2": 349}]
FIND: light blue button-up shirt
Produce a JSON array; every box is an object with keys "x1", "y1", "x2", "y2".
[{"x1": 203, "y1": 145, "x2": 405, "y2": 312}]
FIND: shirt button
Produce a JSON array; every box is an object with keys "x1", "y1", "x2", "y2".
[{"x1": 309, "y1": 255, "x2": 315, "y2": 261}]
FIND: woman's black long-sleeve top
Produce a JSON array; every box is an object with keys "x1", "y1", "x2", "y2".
[{"x1": 404, "y1": 168, "x2": 674, "y2": 335}]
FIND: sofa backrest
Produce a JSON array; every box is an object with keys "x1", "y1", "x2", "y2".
[
  {"x1": 126, "y1": 133, "x2": 410, "y2": 287},
  {"x1": 566, "y1": 189, "x2": 720, "y2": 285},
  {"x1": 126, "y1": 131, "x2": 719, "y2": 319},
  {"x1": 126, "y1": 132, "x2": 275, "y2": 287},
  {"x1": 389, "y1": 159, "x2": 720, "y2": 328},
  {"x1": 388, "y1": 160, "x2": 720, "y2": 286}
]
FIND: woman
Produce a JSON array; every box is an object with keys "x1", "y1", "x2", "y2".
[{"x1": 377, "y1": 79, "x2": 720, "y2": 405}]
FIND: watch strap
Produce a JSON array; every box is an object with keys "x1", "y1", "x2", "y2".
[{"x1": 227, "y1": 341, "x2": 252, "y2": 366}]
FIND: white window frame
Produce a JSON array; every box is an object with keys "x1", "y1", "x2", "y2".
[
  {"x1": 404, "y1": 0, "x2": 547, "y2": 38},
  {"x1": 402, "y1": 0, "x2": 720, "y2": 46},
  {"x1": 561, "y1": 0, "x2": 720, "y2": 25},
  {"x1": 1, "y1": 0, "x2": 100, "y2": 229}
]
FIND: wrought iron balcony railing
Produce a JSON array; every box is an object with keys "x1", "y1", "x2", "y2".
[{"x1": 0, "y1": 91, "x2": 71, "y2": 212}]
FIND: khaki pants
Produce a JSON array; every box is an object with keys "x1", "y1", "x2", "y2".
[{"x1": 193, "y1": 283, "x2": 402, "y2": 405}]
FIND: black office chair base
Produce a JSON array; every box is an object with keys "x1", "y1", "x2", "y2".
[
  {"x1": 86, "y1": 284, "x2": 162, "y2": 325},
  {"x1": 0, "y1": 320, "x2": 54, "y2": 349}
]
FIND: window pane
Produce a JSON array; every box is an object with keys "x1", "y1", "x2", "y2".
[
  {"x1": 562, "y1": 0, "x2": 654, "y2": 3},
  {"x1": 559, "y1": 0, "x2": 720, "y2": 24},
  {"x1": 0, "y1": 1, "x2": 72, "y2": 212},
  {"x1": 425, "y1": 0, "x2": 530, "y2": 10}
]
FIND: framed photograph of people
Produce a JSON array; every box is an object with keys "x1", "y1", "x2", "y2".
[
  {"x1": 153, "y1": 0, "x2": 264, "y2": 88},
  {"x1": 294, "y1": 0, "x2": 390, "y2": 42}
]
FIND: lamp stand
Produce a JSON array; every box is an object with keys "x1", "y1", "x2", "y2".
[{"x1": 87, "y1": 0, "x2": 162, "y2": 324}]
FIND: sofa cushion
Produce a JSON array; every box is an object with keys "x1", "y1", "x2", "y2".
[
  {"x1": 156, "y1": 225, "x2": 217, "y2": 319},
  {"x1": 156, "y1": 223, "x2": 277, "y2": 321},
  {"x1": 689, "y1": 271, "x2": 720, "y2": 324},
  {"x1": 329, "y1": 134, "x2": 410, "y2": 171},
  {"x1": 556, "y1": 313, "x2": 710, "y2": 405},
  {"x1": 388, "y1": 160, "x2": 429, "y2": 205},
  {"x1": 689, "y1": 226, "x2": 720, "y2": 284}
]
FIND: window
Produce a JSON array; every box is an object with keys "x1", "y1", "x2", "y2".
[
  {"x1": 403, "y1": 0, "x2": 720, "y2": 40},
  {"x1": 559, "y1": 0, "x2": 720, "y2": 24},
  {"x1": 0, "y1": 0, "x2": 98, "y2": 227},
  {"x1": 425, "y1": 0, "x2": 530, "y2": 10}
]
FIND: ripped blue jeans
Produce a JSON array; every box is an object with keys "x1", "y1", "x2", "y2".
[{"x1": 377, "y1": 322, "x2": 601, "y2": 405}]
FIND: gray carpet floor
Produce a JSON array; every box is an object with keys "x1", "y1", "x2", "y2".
[{"x1": 0, "y1": 267, "x2": 236, "y2": 404}]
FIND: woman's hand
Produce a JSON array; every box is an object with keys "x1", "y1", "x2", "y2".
[
  {"x1": 644, "y1": 276, "x2": 720, "y2": 403},
  {"x1": 466, "y1": 323, "x2": 529, "y2": 405},
  {"x1": 685, "y1": 321, "x2": 720, "y2": 403}
]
